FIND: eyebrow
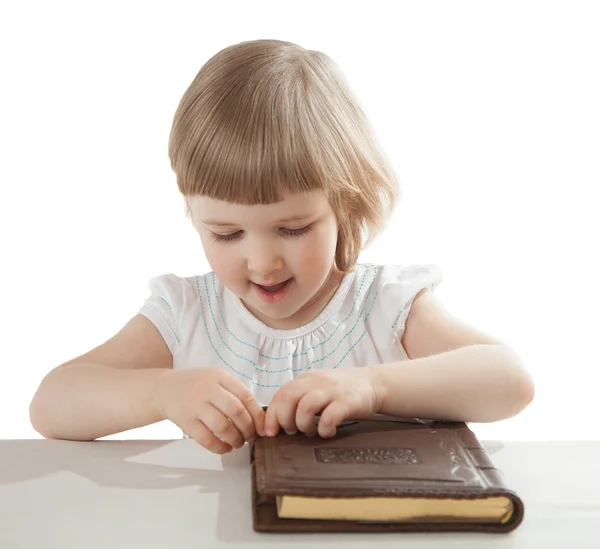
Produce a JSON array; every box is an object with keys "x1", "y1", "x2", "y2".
[{"x1": 201, "y1": 214, "x2": 314, "y2": 227}]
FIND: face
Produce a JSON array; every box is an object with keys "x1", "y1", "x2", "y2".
[{"x1": 189, "y1": 191, "x2": 341, "y2": 329}]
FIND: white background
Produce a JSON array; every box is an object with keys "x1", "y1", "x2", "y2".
[{"x1": 1, "y1": 1, "x2": 598, "y2": 442}]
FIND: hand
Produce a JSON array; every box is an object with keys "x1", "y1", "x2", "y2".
[
  {"x1": 264, "y1": 368, "x2": 381, "y2": 438},
  {"x1": 151, "y1": 367, "x2": 266, "y2": 454}
]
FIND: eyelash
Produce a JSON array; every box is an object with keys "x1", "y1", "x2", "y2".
[{"x1": 210, "y1": 225, "x2": 313, "y2": 243}]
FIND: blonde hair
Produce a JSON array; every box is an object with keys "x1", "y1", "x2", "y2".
[{"x1": 168, "y1": 39, "x2": 400, "y2": 272}]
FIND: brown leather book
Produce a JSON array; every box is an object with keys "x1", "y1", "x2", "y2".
[{"x1": 250, "y1": 418, "x2": 524, "y2": 533}]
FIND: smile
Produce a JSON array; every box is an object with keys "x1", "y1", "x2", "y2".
[{"x1": 252, "y1": 278, "x2": 293, "y2": 303}]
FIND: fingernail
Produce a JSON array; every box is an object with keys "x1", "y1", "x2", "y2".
[{"x1": 285, "y1": 430, "x2": 297, "y2": 436}]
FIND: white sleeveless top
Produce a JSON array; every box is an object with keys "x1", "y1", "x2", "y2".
[{"x1": 138, "y1": 263, "x2": 442, "y2": 406}]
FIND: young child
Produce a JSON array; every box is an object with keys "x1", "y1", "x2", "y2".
[{"x1": 29, "y1": 39, "x2": 534, "y2": 454}]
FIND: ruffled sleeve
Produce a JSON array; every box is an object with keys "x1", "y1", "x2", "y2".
[
  {"x1": 137, "y1": 273, "x2": 185, "y2": 355},
  {"x1": 379, "y1": 264, "x2": 444, "y2": 337}
]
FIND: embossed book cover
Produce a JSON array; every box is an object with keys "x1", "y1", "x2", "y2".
[{"x1": 250, "y1": 420, "x2": 524, "y2": 533}]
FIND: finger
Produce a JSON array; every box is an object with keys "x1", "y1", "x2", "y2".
[
  {"x1": 317, "y1": 400, "x2": 349, "y2": 438},
  {"x1": 296, "y1": 390, "x2": 330, "y2": 435},
  {"x1": 271, "y1": 377, "x2": 316, "y2": 435},
  {"x1": 264, "y1": 401, "x2": 281, "y2": 437},
  {"x1": 265, "y1": 384, "x2": 295, "y2": 436},
  {"x1": 201, "y1": 403, "x2": 245, "y2": 449},
  {"x1": 274, "y1": 389, "x2": 304, "y2": 435},
  {"x1": 182, "y1": 419, "x2": 233, "y2": 454},
  {"x1": 219, "y1": 375, "x2": 266, "y2": 437},
  {"x1": 210, "y1": 388, "x2": 257, "y2": 442}
]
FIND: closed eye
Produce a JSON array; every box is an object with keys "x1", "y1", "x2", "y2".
[
  {"x1": 210, "y1": 225, "x2": 313, "y2": 243},
  {"x1": 280, "y1": 224, "x2": 313, "y2": 237},
  {"x1": 210, "y1": 231, "x2": 242, "y2": 243}
]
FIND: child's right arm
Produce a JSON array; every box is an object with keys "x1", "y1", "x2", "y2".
[{"x1": 29, "y1": 314, "x2": 265, "y2": 453}]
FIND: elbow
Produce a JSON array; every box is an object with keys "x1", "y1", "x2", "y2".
[
  {"x1": 29, "y1": 370, "x2": 58, "y2": 438},
  {"x1": 29, "y1": 365, "x2": 100, "y2": 442},
  {"x1": 30, "y1": 396, "x2": 97, "y2": 442},
  {"x1": 476, "y1": 347, "x2": 535, "y2": 423},
  {"x1": 523, "y1": 371, "x2": 535, "y2": 406},
  {"x1": 499, "y1": 367, "x2": 535, "y2": 421},
  {"x1": 29, "y1": 385, "x2": 59, "y2": 439},
  {"x1": 29, "y1": 378, "x2": 93, "y2": 441},
  {"x1": 499, "y1": 345, "x2": 535, "y2": 420},
  {"x1": 515, "y1": 370, "x2": 535, "y2": 415},
  {"x1": 29, "y1": 395, "x2": 51, "y2": 439}
]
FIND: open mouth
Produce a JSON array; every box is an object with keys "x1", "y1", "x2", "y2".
[
  {"x1": 253, "y1": 278, "x2": 293, "y2": 302},
  {"x1": 258, "y1": 280, "x2": 289, "y2": 293}
]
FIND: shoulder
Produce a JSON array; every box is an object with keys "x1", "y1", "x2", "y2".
[
  {"x1": 138, "y1": 270, "x2": 217, "y2": 354},
  {"x1": 337, "y1": 262, "x2": 442, "y2": 333},
  {"x1": 398, "y1": 274, "x2": 507, "y2": 360},
  {"x1": 358, "y1": 263, "x2": 505, "y2": 360},
  {"x1": 341, "y1": 263, "x2": 442, "y2": 295},
  {"x1": 367, "y1": 263, "x2": 444, "y2": 329},
  {"x1": 145, "y1": 270, "x2": 215, "y2": 296},
  {"x1": 141, "y1": 270, "x2": 218, "y2": 320},
  {"x1": 376, "y1": 263, "x2": 443, "y2": 293}
]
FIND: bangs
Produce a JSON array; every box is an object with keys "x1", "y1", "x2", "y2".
[
  {"x1": 169, "y1": 44, "x2": 361, "y2": 205},
  {"x1": 168, "y1": 39, "x2": 399, "y2": 271}
]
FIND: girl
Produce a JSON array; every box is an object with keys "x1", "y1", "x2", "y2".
[{"x1": 29, "y1": 39, "x2": 534, "y2": 454}]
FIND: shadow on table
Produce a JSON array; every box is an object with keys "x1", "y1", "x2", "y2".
[
  {"x1": 0, "y1": 439, "x2": 203, "y2": 489},
  {"x1": 0, "y1": 438, "x2": 512, "y2": 544},
  {"x1": 0, "y1": 439, "x2": 296, "y2": 544}
]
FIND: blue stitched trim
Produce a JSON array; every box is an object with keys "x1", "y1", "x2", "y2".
[
  {"x1": 210, "y1": 272, "x2": 260, "y2": 352},
  {"x1": 203, "y1": 276, "x2": 257, "y2": 367},
  {"x1": 194, "y1": 268, "x2": 379, "y2": 387},
  {"x1": 203, "y1": 266, "x2": 378, "y2": 371},
  {"x1": 306, "y1": 282, "x2": 377, "y2": 368},
  {"x1": 259, "y1": 265, "x2": 377, "y2": 360},
  {"x1": 333, "y1": 292, "x2": 378, "y2": 369},
  {"x1": 391, "y1": 310, "x2": 402, "y2": 329},
  {"x1": 159, "y1": 296, "x2": 173, "y2": 311},
  {"x1": 195, "y1": 276, "x2": 280, "y2": 388},
  {"x1": 207, "y1": 264, "x2": 377, "y2": 361},
  {"x1": 289, "y1": 288, "x2": 379, "y2": 375},
  {"x1": 391, "y1": 283, "x2": 435, "y2": 329},
  {"x1": 251, "y1": 278, "x2": 377, "y2": 374}
]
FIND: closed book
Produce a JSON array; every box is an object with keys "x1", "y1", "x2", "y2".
[{"x1": 250, "y1": 419, "x2": 524, "y2": 533}]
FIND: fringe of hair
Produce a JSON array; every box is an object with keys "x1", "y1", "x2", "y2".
[{"x1": 168, "y1": 39, "x2": 400, "y2": 271}]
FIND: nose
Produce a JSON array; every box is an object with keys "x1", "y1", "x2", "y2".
[{"x1": 247, "y1": 241, "x2": 284, "y2": 276}]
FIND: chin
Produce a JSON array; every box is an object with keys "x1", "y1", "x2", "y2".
[{"x1": 255, "y1": 303, "x2": 297, "y2": 320}]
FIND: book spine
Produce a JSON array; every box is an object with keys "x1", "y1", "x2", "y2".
[
  {"x1": 454, "y1": 425, "x2": 508, "y2": 490},
  {"x1": 252, "y1": 440, "x2": 275, "y2": 506},
  {"x1": 454, "y1": 425, "x2": 525, "y2": 529}
]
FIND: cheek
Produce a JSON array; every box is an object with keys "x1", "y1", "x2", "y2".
[
  {"x1": 293, "y1": 227, "x2": 337, "y2": 270},
  {"x1": 201, "y1": 238, "x2": 240, "y2": 280}
]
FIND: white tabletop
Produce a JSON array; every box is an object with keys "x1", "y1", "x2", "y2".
[{"x1": 0, "y1": 438, "x2": 598, "y2": 548}]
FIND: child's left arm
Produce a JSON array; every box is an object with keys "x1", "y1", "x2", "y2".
[
  {"x1": 370, "y1": 288, "x2": 535, "y2": 424},
  {"x1": 264, "y1": 289, "x2": 534, "y2": 438}
]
